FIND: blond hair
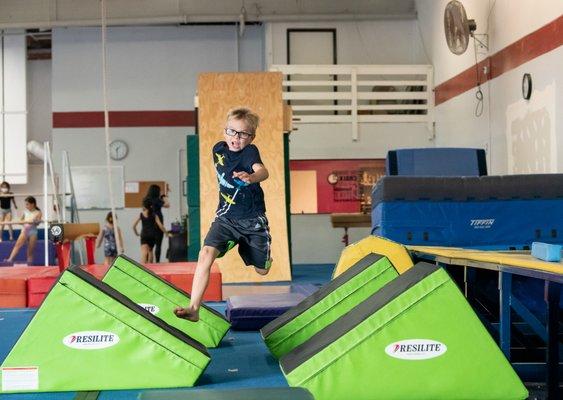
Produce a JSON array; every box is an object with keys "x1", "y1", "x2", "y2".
[{"x1": 226, "y1": 107, "x2": 260, "y2": 134}]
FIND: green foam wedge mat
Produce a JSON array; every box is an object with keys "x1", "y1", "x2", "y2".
[
  {"x1": 102, "y1": 255, "x2": 229, "y2": 348},
  {"x1": 139, "y1": 387, "x2": 314, "y2": 400},
  {"x1": 0, "y1": 267, "x2": 210, "y2": 393},
  {"x1": 261, "y1": 253, "x2": 398, "y2": 359},
  {"x1": 280, "y1": 262, "x2": 528, "y2": 400}
]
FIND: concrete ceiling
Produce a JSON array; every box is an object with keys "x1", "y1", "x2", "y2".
[{"x1": 0, "y1": 0, "x2": 417, "y2": 29}]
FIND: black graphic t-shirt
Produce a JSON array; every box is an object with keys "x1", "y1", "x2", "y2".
[{"x1": 212, "y1": 141, "x2": 266, "y2": 219}]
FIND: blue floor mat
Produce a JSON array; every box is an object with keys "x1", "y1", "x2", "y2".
[
  {"x1": 0, "y1": 305, "x2": 287, "y2": 399},
  {"x1": 0, "y1": 264, "x2": 334, "y2": 398}
]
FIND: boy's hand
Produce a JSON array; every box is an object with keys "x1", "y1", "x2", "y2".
[{"x1": 232, "y1": 171, "x2": 252, "y2": 184}]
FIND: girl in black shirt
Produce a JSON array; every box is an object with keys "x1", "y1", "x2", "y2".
[
  {"x1": 133, "y1": 198, "x2": 168, "y2": 263},
  {"x1": 0, "y1": 181, "x2": 18, "y2": 241},
  {"x1": 143, "y1": 184, "x2": 170, "y2": 262}
]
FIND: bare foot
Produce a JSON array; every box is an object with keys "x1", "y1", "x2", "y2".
[{"x1": 174, "y1": 306, "x2": 199, "y2": 322}]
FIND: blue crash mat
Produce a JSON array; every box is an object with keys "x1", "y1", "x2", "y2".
[{"x1": 226, "y1": 285, "x2": 318, "y2": 331}]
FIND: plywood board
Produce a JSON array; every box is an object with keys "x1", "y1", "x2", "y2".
[
  {"x1": 198, "y1": 72, "x2": 291, "y2": 283},
  {"x1": 124, "y1": 181, "x2": 166, "y2": 208},
  {"x1": 62, "y1": 223, "x2": 100, "y2": 240},
  {"x1": 290, "y1": 170, "x2": 317, "y2": 214}
]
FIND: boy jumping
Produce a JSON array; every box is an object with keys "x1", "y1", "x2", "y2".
[{"x1": 175, "y1": 107, "x2": 272, "y2": 322}]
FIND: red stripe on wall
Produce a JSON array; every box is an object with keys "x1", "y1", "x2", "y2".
[
  {"x1": 434, "y1": 58, "x2": 490, "y2": 106},
  {"x1": 52, "y1": 110, "x2": 195, "y2": 128},
  {"x1": 435, "y1": 15, "x2": 563, "y2": 106}
]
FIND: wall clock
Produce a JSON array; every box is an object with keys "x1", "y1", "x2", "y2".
[
  {"x1": 109, "y1": 139, "x2": 129, "y2": 160},
  {"x1": 522, "y1": 73, "x2": 532, "y2": 100}
]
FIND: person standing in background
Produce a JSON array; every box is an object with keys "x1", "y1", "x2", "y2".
[
  {"x1": 6, "y1": 196, "x2": 41, "y2": 264},
  {"x1": 0, "y1": 181, "x2": 18, "y2": 242},
  {"x1": 143, "y1": 184, "x2": 170, "y2": 262},
  {"x1": 95, "y1": 211, "x2": 124, "y2": 266},
  {"x1": 133, "y1": 198, "x2": 168, "y2": 263}
]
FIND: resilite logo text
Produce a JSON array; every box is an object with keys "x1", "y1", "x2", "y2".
[
  {"x1": 385, "y1": 339, "x2": 447, "y2": 360},
  {"x1": 63, "y1": 331, "x2": 120, "y2": 350}
]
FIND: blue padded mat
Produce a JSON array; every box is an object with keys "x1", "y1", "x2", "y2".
[
  {"x1": 0, "y1": 240, "x2": 56, "y2": 266},
  {"x1": 0, "y1": 265, "x2": 334, "y2": 398},
  {"x1": 0, "y1": 306, "x2": 287, "y2": 399},
  {"x1": 371, "y1": 174, "x2": 563, "y2": 248},
  {"x1": 386, "y1": 147, "x2": 487, "y2": 176},
  {"x1": 226, "y1": 284, "x2": 319, "y2": 331}
]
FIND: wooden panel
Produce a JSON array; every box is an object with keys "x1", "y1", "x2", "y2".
[
  {"x1": 330, "y1": 213, "x2": 371, "y2": 228},
  {"x1": 198, "y1": 72, "x2": 291, "y2": 283},
  {"x1": 62, "y1": 223, "x2": 100, "y2": 240},
  {"x1": 283, "y1": 104, "x2": 293, "y2": 133},
  {"x1": 290, "y1": 170, "x2": 317, "y2": 214},
  {"x1": 124, "y1": 181, "x2": 166, "y2": 208}
]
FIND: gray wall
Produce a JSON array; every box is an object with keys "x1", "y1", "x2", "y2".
[
  {"x1": 51, "y1": 25, "x2": 264, "y2": 262},
  {"x1": 26, "y1": 9, "x2": 562, "y2": 266}
]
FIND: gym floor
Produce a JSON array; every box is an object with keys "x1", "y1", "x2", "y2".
[
  {"x1": 0, "y1": 264, "x2": 332, "y2": 399},
  {"x1": 0, "y1": 264, "x2": 552, "y2": 399}
]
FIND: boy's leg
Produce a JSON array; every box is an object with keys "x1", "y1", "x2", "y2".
[
  {"x1": 254, "y1": 265, "x2": 271, "y2": 275},
  {"x1": 175, "y1": 217, "x2": 236, "y2": 321},
  {"x1": 237, "y1": 215, "x2": 272, "y2": 275},
  {"x1": 174, "y1": 245, "x2": 219, "y2": 322}
]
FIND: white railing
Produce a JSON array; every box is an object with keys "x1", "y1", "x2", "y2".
[{"x1": 270, "y1": 64, "x2": 434, "y2": 141}]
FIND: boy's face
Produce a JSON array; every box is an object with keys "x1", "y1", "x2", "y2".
[{"x1": 224, "y1": 117, "x2": 254, "y2": 152}]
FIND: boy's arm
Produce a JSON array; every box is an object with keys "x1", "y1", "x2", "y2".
[
  {"x1": 251, "y1": 163, "x2": 269, "y2": 183},
  {"x1": 233, "y1": 163, "x2": 269, "y2": 184}
]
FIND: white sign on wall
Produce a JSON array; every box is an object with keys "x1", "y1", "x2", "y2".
[
  {"x1": 506, "y1": 82, "x2": 557, "y2": 174},
  {"x1": 68, "y1": 166, "x2": 124, "y2": 209}
]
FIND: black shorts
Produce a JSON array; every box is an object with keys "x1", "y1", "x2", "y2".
[
  {"x1": 204, "y1": 215, "x2": 272, "y2": 269},
  {"x1": 141, "y1": 236, "x2": 156, "y2": 249}
]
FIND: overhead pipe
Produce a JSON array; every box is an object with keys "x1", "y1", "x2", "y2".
[{"x1": 0, "y1": 13, "x2": 416, "y2": 30}]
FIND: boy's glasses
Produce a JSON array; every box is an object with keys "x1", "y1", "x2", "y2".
[{"x1": 225, "y1": 128, "x2": 253, "y2": 139}]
